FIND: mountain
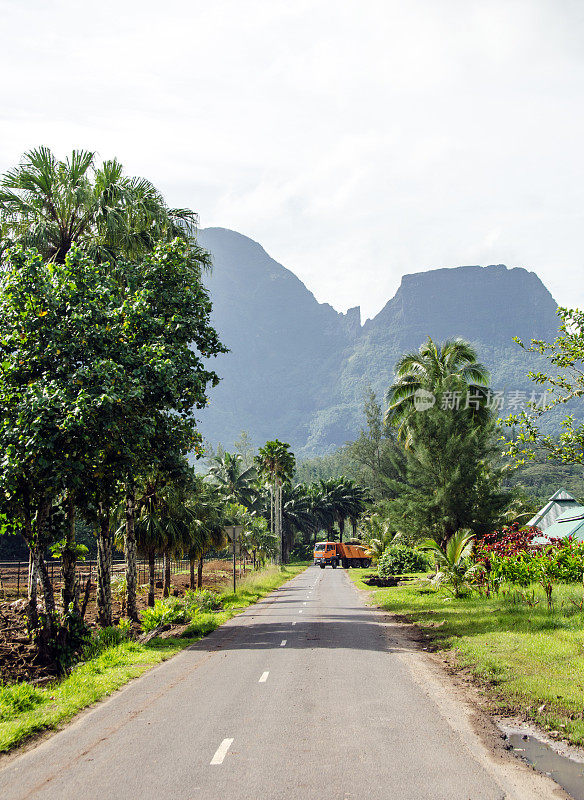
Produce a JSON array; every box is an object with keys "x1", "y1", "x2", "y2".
[{"x1": 197, "y1": 227, "x2": 562, "y2": 457}]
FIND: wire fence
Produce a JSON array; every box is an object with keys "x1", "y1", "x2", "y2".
[{"x1": 0, "y1": 558, "x2": 191, "y2": 599}]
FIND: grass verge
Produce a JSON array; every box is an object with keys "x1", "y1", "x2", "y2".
[
  {"x1": 0, "y1": 563, "x2": 306, "y2": 753},
  {"x1": 348, "y1": 567, "x2": 584, "y2": 746}
]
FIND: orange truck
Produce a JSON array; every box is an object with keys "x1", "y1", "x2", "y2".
[{"x1": 313, "y1": 541, "x2": 371, "y2": 569}]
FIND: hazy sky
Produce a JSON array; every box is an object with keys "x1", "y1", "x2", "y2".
[{"x1": 1, "y1": 0, "x2": 583, "y2": 320}]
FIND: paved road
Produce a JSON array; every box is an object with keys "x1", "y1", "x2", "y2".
[{"x1": 0, "y1": 567, "x2": 561, "y2": 800}]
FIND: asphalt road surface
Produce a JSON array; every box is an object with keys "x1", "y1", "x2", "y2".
[{"x1": 0, "y1": 567, "x2": 564, "y2": 800}]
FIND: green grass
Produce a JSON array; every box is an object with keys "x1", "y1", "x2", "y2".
[
  {"x1": 348, "y1": 567, "x2": 584, "y2": 746},
  {"x1": 0, "y1": 563, "x2": 306, "y2": 753}
]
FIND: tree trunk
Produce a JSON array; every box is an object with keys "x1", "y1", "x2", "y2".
[
  {"x1": 27, "y1": 547, "x2": 39, "y2": 631},
  {"x1": 96, "y1": 508, "x2": 113, "y2": 627},
  {"x1": 339, "y1": 517, "x2": 345, "y2": 543},
  {"x1": 189, "y1": 557, "x2": 196, "y2": 590},
  {"x1": 37, "y1": 552, "x2": 56, "y2": 617},
  {"x1": 22, "y1": 497, "x2": 53, "y2": 631},
  {"x1": 163, "y1": 550, "x2": 171, "y2": 597},
  {"x1": 61, "y1": 494, "x2": 77, "y2": 612},
  {"x1": 197, "y1": 557, "x2": 203, "y2": 589},
  {"x1": 282, "y1": 524, "x2": 291, "y2": 564},
  {"x1": 275, "y1": 480, "x2": 282, "y2": 565},
  {"x1": 124, "y1": 481, "x2": 139, "y2": 621},
  {"x1": 35, "y1": 498, "x2": 56, "y2": 617},
  {"x1": 148, "y1": 551, "x2": 156, "y2": 607}
]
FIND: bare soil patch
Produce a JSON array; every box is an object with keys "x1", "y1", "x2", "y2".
[{"x1": 0, "y1": 559, "x2": 240, "y2": 685}]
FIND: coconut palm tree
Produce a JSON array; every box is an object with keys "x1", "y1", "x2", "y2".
[
  {"x1": 207, "y1": 451, "x2": 258, "y2": 509},
  {"x1": 385, "y1": 337, "x2": 491, "y2": 445},
  {"x1": 0, "y1": 147, "x2": 207, "y2": 268}
]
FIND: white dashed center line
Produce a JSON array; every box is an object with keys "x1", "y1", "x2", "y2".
[
  {"x1": 259, "y1": 671, "x2": 269, "y2": 683},
  {"x1": 210, "y1": 738, "x2": 234, "y2": 765}
]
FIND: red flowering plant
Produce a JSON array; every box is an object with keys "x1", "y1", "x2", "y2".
[
  {"x1": 473, "y1": 523, "x2": 542, "y2": 592},
  {"x1": 478, "y1": 522, "x2": 540, "y2": 557},
  {"x1": 474, "y1": 523, "x2": 584, "y2": 597}
]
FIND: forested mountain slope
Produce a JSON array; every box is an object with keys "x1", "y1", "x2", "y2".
[{"x1": 198, "y1": 227, "x2": 562, "y2": 456}]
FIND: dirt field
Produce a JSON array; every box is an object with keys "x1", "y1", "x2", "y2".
[{"x1": 0, "y1": 559, "x2": 247, "y2": 684}]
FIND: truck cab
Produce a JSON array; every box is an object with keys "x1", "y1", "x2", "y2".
[{"x1": 313, "y1": 541, "x2": 339, "y2": 568}]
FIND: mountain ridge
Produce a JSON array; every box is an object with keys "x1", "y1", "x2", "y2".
[{"x1": 197, "y1": 227, "x2": 561, "y2": 456}]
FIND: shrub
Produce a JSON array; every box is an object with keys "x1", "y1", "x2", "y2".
[
  {"x1": 82, "y1": 624, "x2": 130, "y2": 660},
  {"x1": 140, "y1": 597, "x2": 188, "y2": 633},
  {"x1": 477, "y1": 537, "x2": 584, "y2": 590},
  {"x1": 111, "y1": 576, "x2": 128, "y2": 612},
  {"x1": 140, "y1": 591, "x2": 223, "y2": 632},
  {"x1": 183, "y1": 589, "x2": 222, "y2": 613},
  {"x1": 0, "y1": 683, "x2": 47, "y2": 721},
  {"x1": 378, "y1": 545, "x2": 430, "y2": 578}
]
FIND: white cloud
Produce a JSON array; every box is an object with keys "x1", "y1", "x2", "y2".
[{"x1": 1, "y1": 0, "x2": 583, "y2": 318}]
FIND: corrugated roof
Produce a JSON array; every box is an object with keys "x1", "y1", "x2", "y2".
[
  {"x1": 533, "y1": 504, "x2": 584, "y2": 542},
  {"x1": 527, "y1": 488, "x2": 579, "y2": 531}
]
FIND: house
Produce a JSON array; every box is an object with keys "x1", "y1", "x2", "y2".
[{"x1": 527, "y1": 488, "x2": 580, "y2": 532}]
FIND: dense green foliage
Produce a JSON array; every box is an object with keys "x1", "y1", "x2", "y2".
[{"x1": 377, "y1": 545, "x2": 430, "y2": 577}]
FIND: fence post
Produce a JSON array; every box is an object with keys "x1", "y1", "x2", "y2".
[{"x1": 17, "y1": 561, "x2": 21, "y2": 596}]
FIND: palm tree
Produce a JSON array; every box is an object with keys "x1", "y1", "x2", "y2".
[
  {"x1": 131, "y1": 479, "x2": 164, "y2": 607},
  {"x1": 361, "y1": 513, "x2": 394, "y2": 563},
  {"x1": 255, "y1": 441, "x2": 295, "y2": 564},
  {"x1": 280, "y1": 484, "x2": 318, "y2": 563},
  {"x1": 385, "y1": 337, "x2": 490, "y2": 444},
  {"x1": 345, "y1": 482, "x2": 373, "y2": 538},
  {"x1": 120, "y1": 475, "x2": 194, "y2": 607},
  {"x1": 0, "y1": 147, "x2": 207, "y2": 268},
  {"x1": 242, "y1": 517, "x2": 277, "y2": 569},
  {"x1": 420, "y1": 529, "x2": 482, "y2": 597},
  {"x1": 317, "y1": 477, "x2": 368, "y2": 543},
  {"x1": 187, "y1": 484, "x2": 227, "y2": 589},
  {"x1": 207, "y1": 451, "x2": 258, "y2": 508}
]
